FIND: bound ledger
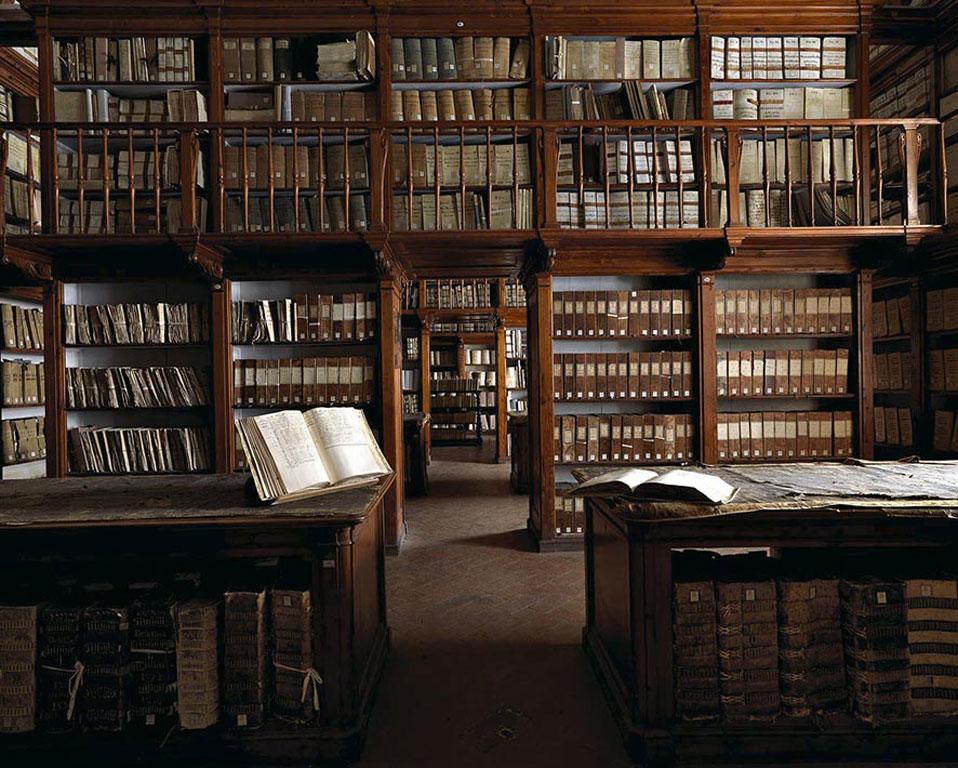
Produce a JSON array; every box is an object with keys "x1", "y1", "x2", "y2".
[
  {"x1": 571, "y1": 467, "x2": 737, "y2": 504},
  {"x1": 237, "y1": 407, "x2": 391, "y2": 504}
]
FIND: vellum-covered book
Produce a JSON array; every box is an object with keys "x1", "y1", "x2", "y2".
[{"x1": 236, "y1": 407, "x2": 391, "y2": 504}]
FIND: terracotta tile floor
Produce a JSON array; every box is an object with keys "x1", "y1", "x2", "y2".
[{"x1": 356, "y1": 445, "x2": 633, "y2": 768}]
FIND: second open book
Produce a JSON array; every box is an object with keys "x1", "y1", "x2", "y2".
[
  {"x1": 236, "y1": 407, "x2": 391, "y2": 504},
  {"x1": 570, "y1": 467, "x2": 737, "y2": 504}
]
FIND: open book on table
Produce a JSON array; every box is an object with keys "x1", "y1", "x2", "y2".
[
  {"x1": 236, "y1": 407, "x2": 392, "y2": 504},
  {"x1": 570, "y1": 468, "x2": 737, "y2": 505}
]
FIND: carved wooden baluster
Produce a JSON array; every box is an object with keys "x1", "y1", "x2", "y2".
[
  {"x1": 829, "y1": 125, "x2": 837, "y2": 226},
  {"x1": 458, "y1": 126, "x2": 465, "y2": 229},
  {"x1": 626, "y1": 126, "x2": 635, "y2": 229},
  {"x1": 762, "y1": 126, "x2": 770, "y2": 227},
  {"x1": 217, "y1": 128, "x2": 225, "y2": 232},
  {"x1": 52, "y1": 127, "x2": 59, "y2": 233},
  {"x1": 700, "y1": 125, "x2": 710, "y2": 228},
  {"x1": 852, "y1": 125, "x2": 861, "y2": 225},
  {"x1": 651, "y1": 126, "x2": 659, "y2": 228},
  {"x1": 405, "y1": 127, "x2": 413, "y2": 231},
  {"x1": 344, "y1": 126, "x2": 352, "y2": 232},
  {"x1": 292, "y1": 125, "x2": 300, "y2": 231},
  {"x1": 875, "y1": 125, "x2": 884, "y2": 225},
  {"x1": 434, "y1": 126, "x2": 441, "y2": 230},
  {"x1": 152, "y1": 129, "x2": 160, "y2": 233},
  {"x1": 512, "y1": 126, "x2": 519, "y2": 229},
  {"x1": 485, "y1": 125, "x2": 493, "y2": 228},
  {"x1": 0, "y1": 132, "x2": 7, "y2": 234},
  {"x1": 677, "y1": 125, "x2": 685, "y2": 229},
  {"x1": 602, "y1": 125, "x2": 610, "y2": 229},
  {"x1": 318, "y1": 127, "x2": 326, "y2": 232},
  {"x1": 785, "y1": 124, "x2": 792, "y2": 227},
  {"x1": 77, "y1": 128, "x2": 86, "y2": 233},
  {"x1": 267, "y1": 127, "x2": 275, "y2": 232},
  {"x1": 127, "y1": 127, "x2": 135, "y2": 234},
  {"x1": 25, "y1": 128, "x2": 36, "y2": 234},
  {"x1": 806, "y1": 124, "x2": 815, "y2": 227},
  {"x1": 942, "y1": 123, "x2": 950, "y2": 226},
  {"x1": 577, "y1": 125, "x2": 584, "y2": 229},
  {"x1": 101, "y1": 128, "x2": 110, "y2": 234},
  {"x1": 241, "y1": 127, "x2": 249, "y2": 232}
]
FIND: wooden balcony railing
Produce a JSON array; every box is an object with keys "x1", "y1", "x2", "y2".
[{"x1": 0, "y1": 117, "x2": 947, "y2": 240}]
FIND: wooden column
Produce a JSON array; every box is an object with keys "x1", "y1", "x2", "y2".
[
  {"x1": 697, "y1": 271, "x2": 718, "y2": 465},
  {"x1": 420, "y1": 317, "x2": 432, "y2": 460},
  {"x1": 724, "y1": 127, "x2": 744, "y2": 228},
  {"x1": 206, "y1": 13, "x2": 225, "y2": 232},
  {"x1": 540, "y1": 127, "x2": 559, "y2": 230},
  {"x1": 35, "y1": 18, "x2": 57, "y2": 234},
  {"x1": 43, "y1": 279, "x2": 67, "y2": 477},
  {"x1": 857, "y1": 269, "x2": 875, "y2": 459},
  {"x1": 902, "y1": 127, "x2": 923, "y2": 227},
  {"x1": 524, "y1": 269, "x2": 555, "y2": 549},
  {"x1": 495, "y1": 318, "x2": 508, "y2": 462},
  {"x1": 211, "y1": 278, "x2": 233, "y2": 473},
  {"x1": 178, "y1": 130, "x2": 198, "y2": 232},
  {"x1": 379, "y1": 273, "x2": 405, "y2": 554}
]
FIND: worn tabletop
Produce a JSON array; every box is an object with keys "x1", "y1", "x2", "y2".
[
  {"x1": 572, "y1": 461, "x2": 958, "y2": 522},
  {"x1": 0, "y1": 474, "x2": 394, "y2": 530}
]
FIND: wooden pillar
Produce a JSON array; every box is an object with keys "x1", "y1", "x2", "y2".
[
  {"x1": 211, "y1": 279, "x2": 233, "y2": 473},
  {"x1": 857, "y1": 269, "x2": 875, "y2": 459},
  {"x1": 420, "y1": 317, "x2": 432, "y2": 460},
  {"x1": 724, "y1": 127, "x2": 744, "y2": 228},
  {"x1": 43, "y1": 279, "x2": 67, "y2": 477},
  {"x1": 178, "y1": 130, "x2": 198, "y2": 232},
  {"x1": 697, "y1": 272, "x2": 718, "y2": 465},
  {"x1": 495, "y1": 318, "x2": 508, "y2": 462},
  {"x1": 902, "y1": 127, "x2": 923, "y2": 227},
  {"x1": 206, "y1": 12, "x2": 225, "y2": 232},
  {"x1": 35, "y1": 18, "x2": 57, "y2": 234},
  {"x1": 540, "y1": 127, "x2": 559, "y2": 230},
  {"x1": 379, "y1": 273, "x2": 405, "y2": 554},
  {"x1": 524, "y1": 269, "x2": 555, "y2": 548}
]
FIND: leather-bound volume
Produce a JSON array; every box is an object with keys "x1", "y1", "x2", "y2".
[
  {"x1": 175, "y1": 600, "x2": 219, "y2": 730},
  {"x1": 273, "y1": 38, "x2": 291, "y2": 81},
  {"x1": 256, "y1": 38, "x2": 274, "y2": 81},
  {"x1": 421, "y1": 38, "x2": 439, "y2": 80},
  {"x1": 391, "y1": 38, "x2": 406, "y2": 81},
  {"x1": 0, "y1": 605, "x2": 38, "y2": 734},
  {"x1": 81, "y1": 606, "x2": 130, "y2": 732},
  {"x1": 239, "y1": 38, "x2": 257, "y2": 81},
  {"x1": 474, "y1": 37, "x2": 494, "y2": 78},
  {"x1": 453, "y1": 89, "x2": 475, "y2": 120},
  {"x1": 437, "y1": 38, "x2": 457, "y2": 79},
  {"x1": 454, "y1": 37, "x2": 475, "y2": 79},
  {"x1": 223, "y1": 38, "x2": 242, "y2": 82},
  {"x1": 223, "y1": 591, "x2": 266, "y2": 728},
  {"x1": 403, "y1": 38, "x2": 423, "y2": 80}
]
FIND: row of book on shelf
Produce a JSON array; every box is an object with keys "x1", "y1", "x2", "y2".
[
  {"x1": 874, "y1": 352, "x2": 913, "y2": 392},
  {"x1": 57, "y1": 198, "x2": 206, "y2": 235},
  {"x1": 391, "y1": 87, "x2": 530, "y2": 122},
  {"x1": 431, "y1": 392, "x2": 479, "y2": 409},
  {"x1": 1, "y1": 416, "x2": 45, "y2": 466},
  {"x1": 429, "y1": 349, "x2": 457, "y2": 367},
  {"x1": 875, "y1": 406, "x2": 915, "y2": 448},
  {"x1": 1, "y1": 360, "x2": 44, "y2": 406},
  {"x1": 68, "y1": 426, "x2": 210, "y2": 474},
  {"x1": 0, "y1": 588, "x2": 319, "y2": 734},
  {"x1": 505, "y1": 364, "x2": 527, "y2": 390},
  {"x1": 718, "y1": 187, "x2": 856, "y2": 228},
  {"x1": 926, "y1": 288, "x2": 958, "y2": 332},
  {"x1": 479, "y1": 413, "x2": 497, "y2": 433},
  {"x1": 558, "y1": 139, "x2": 694, "y2": 186},
  {"x1": 711, "y1": 86, "x2": 852, "y2": 119},
  {"x1": 465, "y1": 348, "x2": 495, "y2": 366},
  {"x1": 553, "y1": 352, "x2": 692, "y2": 401},
  {"x1": 545, "y1": 83, "x2": 693, "y2": 121},
  {"x1": 503, "y1": 282, "x2": 526, "y2": 308},
  {"x1": 433, "y1": 318, "x2": 496, "y2": 333},
  {"x1": 392, "y1": 144, "x2": 531, "y2": 187},
  {"x1": 545, "y1": 37, "x2": 695, "y2": 80},
  {"x1": 1, "y1": 304, "x2": 43, "y2": 351},
  {"x1": 671, "y1": 552, "x2": 956, "y2": 724},
  {"x1": 423, "y1": 279, "x2": 494, "y2": 308},
  {"x1": 54, "y1": 89, "x2": 207, "y2": 122},
  {"x1": 391, "y1": 36, "x2": 529, "y2": 82},
  {"x1": 222, "y1": 87, "x2": 376, "y2": 123},
  {"x1": 933, "y1": 410, "x2": 958, "y2": 453},
  {"x1": 223, "y1": 143, "x2": 368, "y2": 191},
  {"x1": 54, "y1": 36, "x2": 198, "y2": 83},
  {"x1": 710, "y1": 36, "x2": 849, "y2": 80},
  {"x1": 554, "y1": 413, "x2": 695, "y2": 464},
  {"x1": 505, "y1": 327, "x2": 526, "y2": 357},
  {"x1": 229, "y1": 33, "x2": 375, "y2": 84},
  {"x1": 873, "y1": 295, "x2": 912, "y2": 338},
  {"x1": 716, "y1": 288, "x2": 852, "y2": 336},
  {"x1": 231, "y1": 294, "x2": 377, "y2": 345},
  {"x1": 429, "y1": 376, "x2": 477, "y2": 392},
  {"x1": 553, "y1": 488, "x2": 585, "y2": 536},
  {"x1": 717, "y1": 410, "x2": 853, "y2": 461},
  {"x1": 391, "y1": 189, "x2": 533, "y2": 231},
  {"x1": 3, "y1": 174, "x2": 41, "y2": 231},
  {"x1": 929, "y1": 348, "x2": 958, "y2": 392},
  {"x1": 718, "y1": 349, "x2": 849, "y2": 396},
  {"x1": 557, "y1": 189, "x2": 701, "y2": 229},
  {"x1": 62, "y1": 303, "x2": 209, "y2": 346},
  {"x1": 223, "y1": 195, "x2": 367, "y2": 234},
  {"x1": 57, "y1": 147, "x2": 199, "y2": 192},
  {"x1": 64, "y1": 366, "x2": 208, "y2": 410},
  {"x1": 232, "y1": 357, "x2": 375, "y2": 408},
  {"x1": 553, "y1": 289, "x2": 692, "y2": 338}
]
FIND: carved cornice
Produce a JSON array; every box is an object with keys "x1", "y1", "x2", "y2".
[
  {"x1": 0, "y1": 242, "x2": 53, "y2": 283},
  {"x1": 172, "y1": 234, "x2": 225, "y2": 284}
]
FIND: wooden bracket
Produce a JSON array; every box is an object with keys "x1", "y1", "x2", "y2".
[
  {"x1": 0, "y1": 242, "x2": 53, "y2": 284},
  {"x1": 722, "y1": 226, "x2": 748, "y2": 263},
  {"x1": 373, "y1": 246, "x2": 409, "y2": 288},
  {"x1": 173, "y1": 234, "x2": 225, "y2": 284},
  {"x1": 519, "y1": 241, "x2": 554, "y2": 294}
]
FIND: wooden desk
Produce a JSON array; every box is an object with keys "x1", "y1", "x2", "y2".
[
  {"x1": 580, "y1": 462, "x2": 958, "y2": 766},
  {"x1": 0, "y1": 474, "x2": 394, "y2": 764}
]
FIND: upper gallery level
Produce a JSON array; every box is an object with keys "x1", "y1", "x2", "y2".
[{"x1": 0, "y1": 0, "x2": 954, "y2": 277}]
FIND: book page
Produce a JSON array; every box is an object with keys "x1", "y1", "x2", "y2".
[
  {"x1": 645, "y1": 469, "x2": 737, "y2": 504},
  {"x1": 305, "y1": 407, "x2": 391, "y2": 485},
  {"x1": 243, "y1": 410, "x2": 330, "y2": 498},
  {"x1": 571, "y1": 467, "x2": 658, "y2": 496}
]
